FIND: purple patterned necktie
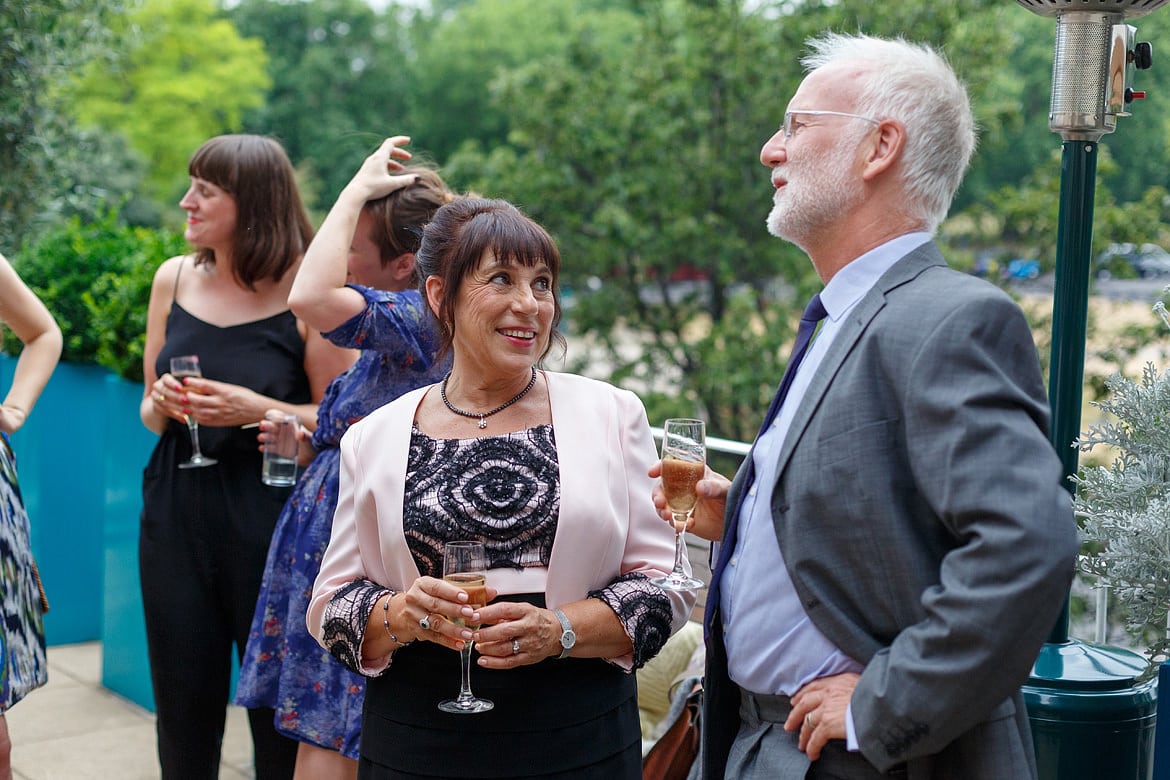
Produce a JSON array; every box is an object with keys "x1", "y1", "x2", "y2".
[{"x1": 709, "y1": 293, "x2": 828, "y2": 604}]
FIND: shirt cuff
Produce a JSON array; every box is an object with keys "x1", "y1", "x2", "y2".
[{"x1": 845, "y1": 700, "x2": 859, "y2": 751}]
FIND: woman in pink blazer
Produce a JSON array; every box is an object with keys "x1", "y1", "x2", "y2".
[{"x1": 308, "y1": 197, "x2": 695, "y2": 779}]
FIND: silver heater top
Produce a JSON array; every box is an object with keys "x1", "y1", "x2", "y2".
[
  {"x1": 1016, "y1": 0, "x2": 1169, "y2": 18},
  {"x1": 1017, "y1": 0, "x2": 1169, "y2": 139}
]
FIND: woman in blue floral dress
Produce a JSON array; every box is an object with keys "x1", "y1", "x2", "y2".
[
  {"x1": 236, "y1": 138, "x2": 453, "y2": 779},
  {"x1": 0, "y1": 252, "x2": 61, "y2": 779}
]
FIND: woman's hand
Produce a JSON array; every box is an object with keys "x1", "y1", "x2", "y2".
[
  {"x1": 343, "y1": 136, "x2": 418, "y2": 203},
  {"x1": 170, "y1": 376, "x2": 265, "y2": 428},
  {"x1": 0, "y1": 405, "x2": 27, "y2": 435},
  {"x1": 149, "y1": 372, "x2": 184, "y2": 422},
  {"x1": 401, "y1": 576, "x2": 499, "y2": 652},
  {"x1": 472, "y1": 603, "x2": 563, "y2": 669},
  {"x1": 649, "y1": 461, "x2": 731, "y2": 542},
  {"x1": 256, "y1": 410, "x2": 316, "y2": 466}
]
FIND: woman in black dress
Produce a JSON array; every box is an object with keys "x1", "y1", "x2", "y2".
[{"x1": 138, "y1": 135, "x2": 354, "y2": 780}]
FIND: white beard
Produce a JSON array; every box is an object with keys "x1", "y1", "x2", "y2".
[{"x1": 766, "y1": 138, "x2": 864, "y2": 247}]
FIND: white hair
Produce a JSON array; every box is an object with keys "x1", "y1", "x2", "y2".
[{"x1": 801, "y1": 33, "x2": 978, "y2": 233}]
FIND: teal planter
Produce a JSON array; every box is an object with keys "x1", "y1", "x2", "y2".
[
  {"x1": 0, "y1": 355, "x2": 157, "y2": 709},
  {"x1": 0, "y1": 358, "x2": 108, "y2": 645},
  {"x1": 99, "y1": 372, "x2": 157, "y2": 710}
]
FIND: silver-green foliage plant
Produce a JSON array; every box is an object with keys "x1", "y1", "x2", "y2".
[{"x1": 1074, "y1": 299, "x2": 1170, "y2": 665}]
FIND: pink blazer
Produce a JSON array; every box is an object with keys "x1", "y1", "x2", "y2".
[{"x1": 309, "y1": 370, "x2": 695, "y2": 672}]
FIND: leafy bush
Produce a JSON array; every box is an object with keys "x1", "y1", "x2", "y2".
[
  {"x1": 1, "y1": 209, "x2": 185, "y2": 382},
  {"x1": 1074, "y1": 299, "x2": 1170, "y2": 667}
]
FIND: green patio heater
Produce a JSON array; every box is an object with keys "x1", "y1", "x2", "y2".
[{"x1": 1013, "y1": 2, "x2": 1164, "y2": 778}]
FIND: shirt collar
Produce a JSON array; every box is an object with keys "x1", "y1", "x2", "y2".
[{"x1": 820, "y1": 232, "x2": 932, "y2": 321}]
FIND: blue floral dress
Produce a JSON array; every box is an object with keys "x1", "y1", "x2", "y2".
[{"x1": 235, "y1": 285, "x2": 449, "y2": 757}]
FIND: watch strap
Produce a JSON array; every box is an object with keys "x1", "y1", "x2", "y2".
[{"x1": 553, "y1": 608, "x2": 575, "y2": 659}]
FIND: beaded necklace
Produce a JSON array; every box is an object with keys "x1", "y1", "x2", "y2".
[{"x1": 440, "y1": 366, "x2": 538, "y2": 429}]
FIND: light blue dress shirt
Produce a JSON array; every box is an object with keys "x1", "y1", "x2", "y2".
[{"x1": 719, "y1": 233, "x2": 932, "y2": 719}]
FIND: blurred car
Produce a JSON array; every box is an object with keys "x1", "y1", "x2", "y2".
[
  {"x1": 1003, "y1": 258, "x2": 1041, "y2": 280},
  {"x1": 1095, "y1": 243, "x2": 1170, "y2": 280}
]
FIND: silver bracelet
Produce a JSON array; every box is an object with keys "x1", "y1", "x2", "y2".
[{"x1": 381, "y1": 590, "x2": 413, "y2": 646}]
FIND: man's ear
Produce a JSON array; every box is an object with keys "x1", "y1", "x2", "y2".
[
  {"x1": 391, "y1": 253, "x2": 416, "y2": 285},
  {"x1": 861, "y1": 119, "x2": 906, "y2": 181}
]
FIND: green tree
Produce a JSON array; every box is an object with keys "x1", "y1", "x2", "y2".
[
  {"x1": 65, "y1": 0, "x2": 270, "y2": 215},
  {"x1": 408, "y1": 0, "x2": 637, "y2": 165},
  {"x1": 0, "y1": 0, "x2": 132, "y2": 244},
  {"x1": 228, "y1": 0, "x2": 416, "y2": 209},
  {"x1": 444, "y1": 0, "x2": 1040, "y2": 442},
  {"x1": 444, "y1": 0, "x2": 807, "y2": 440}
]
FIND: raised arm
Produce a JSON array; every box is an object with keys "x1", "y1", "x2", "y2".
[
  {"x1": 288, "y1": 136, "x2": 418, "y2": 334},
  {"x1": 0, "y1": 253, "x2": 62, "y2": 434}
]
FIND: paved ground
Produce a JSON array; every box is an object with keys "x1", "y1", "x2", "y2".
[{"x1": 6, "y1": 642, "x2": 253, "y2": 780}]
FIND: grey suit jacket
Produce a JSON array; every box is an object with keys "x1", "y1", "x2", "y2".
[{"x1": 703, "y1": 243, "x2": 1077, "y2": 779}]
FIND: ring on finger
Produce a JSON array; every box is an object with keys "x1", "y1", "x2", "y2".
[
  {"x1": 418, "y1": 616, "x2": 430, "y2": 631},
  {"x1": 156, "y1": 392, "x2": 165, "y2": 403},
  {"x1": 805, "y1": 713, "x2": 815, "y2": 729},
  {"x1": 512, "y1": 639, "x2": 520, "y2": 655}
]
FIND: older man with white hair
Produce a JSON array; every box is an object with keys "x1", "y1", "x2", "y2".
[{"x1": 657, "y1": 32, "x2": 1077, "y2": 779}]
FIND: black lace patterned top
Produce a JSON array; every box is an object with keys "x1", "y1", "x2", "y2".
[
  {"x1": 404, "y1": 425, "x2": 561, "y2": 576},
  {"x1": 320, "y1": 425, "x2": 674, "y2": 672}
]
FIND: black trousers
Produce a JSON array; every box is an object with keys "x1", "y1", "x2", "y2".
[{"x1": 140, "y1": 447, "x2": 298, "y2": 779}]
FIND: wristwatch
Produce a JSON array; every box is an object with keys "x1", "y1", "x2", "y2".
[{"x1": 553, "y1": 608, "x2": 576, "y2": 659}]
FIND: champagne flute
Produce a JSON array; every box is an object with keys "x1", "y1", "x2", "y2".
[
  {"x1": 438, "y1": 540, "x2": 493, "y2": 714},
  {"x1": 653, "y1": 418, "x2": 705, "y2": 591},
  {"x1": 169, "y1": 355, "x2": 218, "y2": 469}
]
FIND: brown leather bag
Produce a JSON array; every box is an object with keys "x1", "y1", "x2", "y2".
[{"x1": 642, "y1": 683, "x2": 701, "y2": 780}]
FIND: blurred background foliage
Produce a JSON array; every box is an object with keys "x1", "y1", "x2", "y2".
[{"x1": 4, "y1": 0, "x2": 1170, "y2": 440}]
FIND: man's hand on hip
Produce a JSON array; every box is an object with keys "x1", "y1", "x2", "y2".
[{"x1": 785, "y1": 672, "x2": 860, "y2": 760}]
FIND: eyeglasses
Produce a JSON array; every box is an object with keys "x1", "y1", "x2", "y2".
[{"x1": 783, "y1": 110, "x2": 880, "y2": 139}]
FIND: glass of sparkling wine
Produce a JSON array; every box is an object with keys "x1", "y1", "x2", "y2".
[
  {"x1": 169, "y1": 355, "x2": 218, "y2": 469},
  {"x1": 438, "y1": 540, "x2": 493, "y2": 714},
  {"x1": 652, "y1": 418, "x2": 705, "y2": 591}
]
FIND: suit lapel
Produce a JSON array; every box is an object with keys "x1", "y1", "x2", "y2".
[{"x1": 770, "y1": 245, "x2": 946, "y2": 487}]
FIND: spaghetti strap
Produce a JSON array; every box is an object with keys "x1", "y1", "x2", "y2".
[{"x1": 171, "y1": 256, "x2": 186, "y2": 305}]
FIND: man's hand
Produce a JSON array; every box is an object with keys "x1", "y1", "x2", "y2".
[
  {"x1": 785, "y1": 672, "x2": 860, "y2": 761},
  {"x1": 648, "y1": 461, "x2": 730, "y2": 541}
]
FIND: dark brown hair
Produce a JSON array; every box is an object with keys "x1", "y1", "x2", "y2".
[
  {"x1": 416, "y1": 197, "x2": 565, "y2": 361},
  {"x1": 363, "y1": 165, "x2": 454, "y2": 284},
  {"x1": 187, "y1": 134, "x2": 313, "y2": 290}
]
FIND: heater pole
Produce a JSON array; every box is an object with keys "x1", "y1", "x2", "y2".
[
  {"x1": 1044, "y1": 138, "x2": 1096, "y2": 643},
  {"x1": 1012, "y1": 2, "x2": 1164, "y2": 777}
]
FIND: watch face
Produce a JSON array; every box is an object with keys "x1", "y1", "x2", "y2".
[{"x1": 555, "y1": 609, "x2": 575, "y2": 650}]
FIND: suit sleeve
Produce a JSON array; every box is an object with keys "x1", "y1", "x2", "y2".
[{"x1": 851, "y1": 293, "x2": 1077, "y2": 768}]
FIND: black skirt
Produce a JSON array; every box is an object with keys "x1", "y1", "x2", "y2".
[{"x1": 358, "y1": 594, "x2": 641, "y2": 780}]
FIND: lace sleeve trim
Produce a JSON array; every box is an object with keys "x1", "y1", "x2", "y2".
[
  {"x1": 320, "y1": 579, "x2": 388, "y2": 676},
  {"x1": 589, "y1": 571, "x2": 674, "y2": 669}
]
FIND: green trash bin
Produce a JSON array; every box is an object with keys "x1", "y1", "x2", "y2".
[{"x1": 1025, "y1": 639, "x2": 1157, "y2": 780}]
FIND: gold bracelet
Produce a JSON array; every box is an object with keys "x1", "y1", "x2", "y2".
[{"x1": 382, "y1": 590, "x2": 413, "y2": 646}]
